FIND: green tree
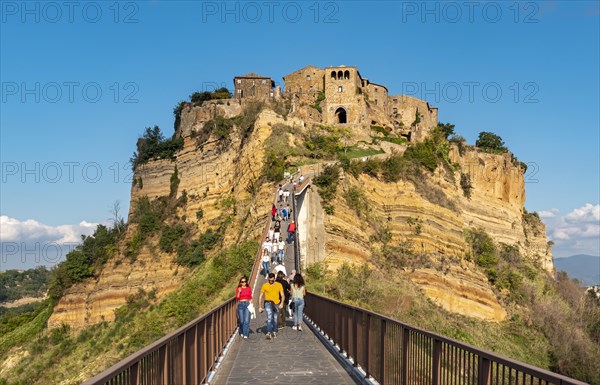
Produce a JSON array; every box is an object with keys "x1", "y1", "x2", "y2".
[
  {"x1": 190, "y1": 91, "x2": 213, "y2": 105},
  {"x1": 437, "y1": 122, "x2": 455, "y2": 139},
  {"x1": 475, "y1": 132, "x2": 508, "y2": 153},
  {"x1": 131, "y1": 126, "x2": 183, "y2": 169}
]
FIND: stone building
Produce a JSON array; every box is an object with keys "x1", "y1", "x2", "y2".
[
  {"x1": 233, "y1": 73, "x2": 275, "y2": 100},
  {"x1": 280, "y1": 65, "x2": 438, "y2": 141}
]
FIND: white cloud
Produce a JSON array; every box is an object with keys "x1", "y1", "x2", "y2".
[
  {"x1": 564, "y1": 203, "x2": 600, "y2": 223},
  {"x1": 545, "y1": 203, "x2": 600, "y2": 257},
  {"x1": 539, "y1": 208, "x2": 559, "y2": 218},
  {"x1": 0, "y1": 215, "x2": 97, "y2": 244}
]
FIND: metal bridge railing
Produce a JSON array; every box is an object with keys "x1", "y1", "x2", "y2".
[
  {"x1": 81, "y1": 298, "x2": 237, "y2": 385},
  {"x1": 304, "y1": 292, "x2": 589, "y2": 385}
]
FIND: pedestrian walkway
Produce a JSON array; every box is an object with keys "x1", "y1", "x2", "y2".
[
  {"x1": 212, "y1": 181, "x2": 359, "y2": 385},
  {"x1": 212, "y1": 317, "x2": 358, "y2": 384}
]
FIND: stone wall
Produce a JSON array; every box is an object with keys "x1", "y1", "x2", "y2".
[
  {"x1": 282, "y1": 65, "x2": 324, "y2": 106},
  {"x1": 366, "y1": 82, "x2": 389, "y2": 114},
  {"x1": 388, "y1": 94, "x2": 438, "y2": 141}
]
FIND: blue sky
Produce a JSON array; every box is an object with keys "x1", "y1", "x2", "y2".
[{"x1": 1, "y1": 0, "x2": 598, "y2": 271}]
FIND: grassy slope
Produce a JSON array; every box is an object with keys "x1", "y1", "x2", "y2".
[{"x1": 0, "y1": 241, "x2": 257, "y2": 385}]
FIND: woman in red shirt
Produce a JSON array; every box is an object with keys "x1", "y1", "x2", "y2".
[{"x1": 236, "y1": 276, "x2": 252, "y2": 339}]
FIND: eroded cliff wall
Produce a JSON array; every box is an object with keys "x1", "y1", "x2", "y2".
[
  {"x1": 48, "y1": 102, "x2": 283, "y2": 329},
  {"x1": 317, "y1": 146, "x2": 551, "y2": 321}
]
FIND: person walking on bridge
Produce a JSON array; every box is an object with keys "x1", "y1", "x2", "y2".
[
  {"x1": 261, "y1": 249, "x2": 270, "y2": 278},
  {"x1": 271, "y1": 204, "x2": 277, "y2": 221},
  {"x1": 258, "y1": 273, "x2": 284, "y2": 340},
  {"x1": 276, "y1": 271, "x2": 291, "y2": 330},
  {"x1": 287, "y1": 220, "x2": 296, "y2": 244},
  {"x1": 291, "y1": 273, "x2": 306, "y2": 331},
  {"x1": 235, "y1": 277, "x2": 252, "y2": 339}
]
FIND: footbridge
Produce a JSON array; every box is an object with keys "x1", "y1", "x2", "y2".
[{"x1": 81, "y1": 176, "x2": 588, "y2": 385}]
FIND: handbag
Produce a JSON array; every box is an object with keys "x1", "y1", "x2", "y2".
[{"x1": 248, "y1": 302, "x2": 256, "y2": 319}]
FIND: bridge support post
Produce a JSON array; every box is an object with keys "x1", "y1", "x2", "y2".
[
  {"x1": 402, "y1": 328, "x2": 409, "y2": 385},
  {"x1": 160, "y1": 342, "x2": 168, "y2": 385},
  {"x1": 432, "y1": 338, "x2": 442, "y2": 385},
  {"x1": 478, "y1": 356, "x2": 491, "y2": 385},
  {"x1": 129, "y1": 362, "x2": 139, "y2": 385},
  {"x1": 379, "y1": 319, "x2": 386, "y2": 384},
  {"x1": 363, "y1": 313, "x2": 370, "y2": 379},
  {"x1": 352, "y1": 308, "x2": 358, "y2": 367}
]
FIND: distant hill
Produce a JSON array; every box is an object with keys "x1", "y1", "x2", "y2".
[
  {"x1": 554, "y1": 255, "x2": 600, "y2": 286},
  {"x1": 0, "y1": 266, "x2": 50, "y2": 304}
]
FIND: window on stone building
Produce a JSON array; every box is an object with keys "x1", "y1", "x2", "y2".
[
  {"x1": 393, "y1": 108, "x2": 398, "y2": 114},
  {"x1": 375, "y1": 88, "x2": 378, "y2": 92},
  {"x1": 262, "y1": 80, "x2": 266, "y2": 84},
  {"x1": 374, "y1": 99, "x2": 378, "y2": 105},
  {"x1": 338, "y1": 86, "x2": 343, "y2": 93},
  {"x1": 237, "y1": 79, "x2": 241, "y2": 84},
  {"x1": 306, "y1": 75, "x2": 311, "y2": 81},
  {"x1": 344, "y1": 70, "x2": 350, "y2": 79},
  {"x1": 331, "y1": 71, "x2": 336, "y2": 79},
  {"x1": 393, "y1": 98, "x2": 398, "y2": 103},
  {"x1": 309, "y1": 86, "x2": 314, "y2": 91},
  {"x1": 337, "y1": 71, "x2": 343, "y2": 79}
]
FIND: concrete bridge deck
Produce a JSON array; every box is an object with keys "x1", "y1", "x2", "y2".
[
  {"x1": 212, "y1": 181, "x2": 359, "y2": 385},
  {"x1": 211, "y1": 315, "x2": 359, "y2": 385}
]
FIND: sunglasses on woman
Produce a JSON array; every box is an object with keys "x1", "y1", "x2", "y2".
[{"x1": 240, "y1": 281, "x2": 247, "y2": 283}]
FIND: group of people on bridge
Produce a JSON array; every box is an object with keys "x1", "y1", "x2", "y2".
[
  {"x1": 235, "y1": 179, "x2": 306, "y2": 340},
  {"x1": 235, "y1": 266, "x2": 307, "y2": 340}
]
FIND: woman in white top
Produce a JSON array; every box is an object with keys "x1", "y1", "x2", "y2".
[
  {"x1": 261, "y1": 249, "x2": 270, "y2": 278},
  {"x1": 290, "y1": 273, "x2": 306, "y2": 331}
]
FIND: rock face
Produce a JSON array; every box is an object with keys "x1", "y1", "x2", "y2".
[
  {"x1": 309, "y1": 145, "x2": 552, "y2": 322},
  {"x1": 48, "y1": 94, "x2": 552, "y2": 327},
  {"x1": 409, "y1": 267, "x2": 507, "y2": 321},
  {"x1": 48, "y1": 102, "x2": 283, "y2": 329}
]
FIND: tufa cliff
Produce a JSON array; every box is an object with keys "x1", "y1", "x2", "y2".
[
  {"x1": 301, "y1": 144, "x2": 552, "y2": 322},
  {"x1": 48, "y1": 99, "x2": 294, "y2": 329}
]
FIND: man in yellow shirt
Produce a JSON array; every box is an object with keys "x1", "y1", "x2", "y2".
[{"x1": 258, "y1": 273, "x2": 284, "y2": 340}]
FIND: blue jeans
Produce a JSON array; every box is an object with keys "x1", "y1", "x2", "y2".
[
  {"x1": 293, "y1": 298, "x2": 305, "y2": 326},
  {"x1": 287, "y1": 232, "x2": 295, "y2": 244},
  {"x1": 262, "y1": 261, "x2": 270, "y2": 277},
  {"x1": 237, "y1": 301, "x2": 250, "y2": 337},
  {"x1": 264, "y1": 301, "x2": 279, "y2": 333},
  {"x1": 277, "y1": 249, "x2": 284, "y2": 263}
]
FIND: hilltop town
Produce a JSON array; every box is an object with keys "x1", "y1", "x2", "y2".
[{"x1": 231, "y1": 65, "x2": 438, "y2": 142}]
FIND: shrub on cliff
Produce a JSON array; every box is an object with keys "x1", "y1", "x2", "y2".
[
  {"x1": 48, "y1": 225, "x2": 123, "y2": 300},
  {"x1": 131, "y1": 126, "x2": 183, "y2": 169},
  {"x1": 263, "y1": 150, "x2": 286, "y2": 182},
  {"x1": 190, "y1": 88, "x2": 232, "y2": 106},
  {"x1": 313, "y1": 164, "x2": 340, "y2": 214}
]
